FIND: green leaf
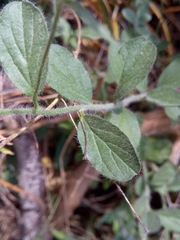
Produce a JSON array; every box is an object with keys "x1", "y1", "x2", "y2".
[
  {"x1": 150, "y1": 162, "x2": 176, "y2": 193},
  {"x1": 54, "y1": 18, "x2": 74, "y2": 44},
  {"x1": 135, "y1": 25, "x2": 151, "y2": 37},
  {"x1": 135, "y1": 176, "x2": 145, "y2": 196},
  {"x1": 51, "y1": 229, "x2": 80, "y2": 240},
  {"x1": 133, "y1": 194, "x2": 149, "y2": 215},
  {"x1": 140, "y1": 136, "x2": 172, "y2": 164},
  {"x1": 137, "y1": 4, "x2": 152, "y2": 23},
  {"x1": 122, "y1": 8, "x2": 138, "y2": 25},
  {"x1": 158, "y1": 209, "x2": 180, "y2": 232},
  {"x1": 116, "y1": 37, "x2": 157, "y2": 98},
  {"x1": 109, "y1": 108, "x2": 141, "y2": 149},
  {"x1": 0, "y1": 1, "x2": 48, "y2": 98},
  {"x1": 167, "y1": 175, "x2": 180, "y2": 192},
  {"x1": 51, "y1": 229, "x2": 65, "y2": 240},
  {"x1": 136, "y1": 77, "x2": 148, "y2": 93},
  {"x1": 0, "y1": 147, "x2": 14, "y2": 155},
  {"x1": 157, "y1": 40, "x2": 169, "y2": 52},
  {"x1": 158, "y1": 56, "x2": 180, "y2": 88},
  {"x1": 165, "y1": 106, "x2": 180, "y2": 122},
  {"x1": 98, "y1": 203, "x2": 137, "y2": 239},
  {"x1": 47, "y1": 44, "x2": 92, "y2": 103},
  {"x1": 139, "y1": 211, "x2": 161, "y2": 237},
  {"x1": 147, "y1": 87, "x2": 180, "y2": 106},
  {"x1": 121, "y1": 28, "x2": 137, "y2": 41},
  {"x1": 104, "y1": 40, "x2": 124, "y2": 84},
  {"x1": 80, "y1": 26, "x2": 106, "y2": 40},
  {"x1": 78, "y1": 115, "x2": 141, "y2": 182}
]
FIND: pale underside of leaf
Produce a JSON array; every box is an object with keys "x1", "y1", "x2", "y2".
[
  {"x1": 46, "y1": 44, "x2": 92, "y2": 103},
  {"x1": 165, "y1": 106, "x2": 180, "y2": 121},
  {"x1": 104, "y1": 40, "x2": 124, "y2": 84},
  {"x1": 0, "y1": 1, "x2": 48, "y2": 97},
  {"x1": 116, "y1": 37, "x2": 157, "y2": 98},
  {"x1": 158, "y1": 57, "x2": 180, "y2": 88},
  {"x1": 78, "y1": 115, "x2": 141, "y2": 182},
  {"x1": 147, "y1": 87, "x2": 180, "y2": 106},
  {"x1": 158, "y1": 209, "x2": 180, "y2": 232}
]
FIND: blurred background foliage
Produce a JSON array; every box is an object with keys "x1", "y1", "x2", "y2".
[{"x1": 1, "y1": 0, "x2": 180, "y2": 239}]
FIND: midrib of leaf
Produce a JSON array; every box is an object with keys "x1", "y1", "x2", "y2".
[
  {"x1": 11, "y1": 23, "x2": 25, "y2": 58},
  {"x1": 109, "y1": 144, "x2": 138, "y2": 172},
  {"x1": 90, "y1": 125, "x2": 130, "y2": 148},
  {"x1": 93, "y1": 134, "x2": 114, "y2": 176},
  {"x1": 84, "y1": 123, "x2": 120, "y2": 178},
  {"x1": 22, "y1": 6, "x2": 34, "y2": 86},
  {"x1": 93, "y1": 134, "x2": 137, "y2": 177},
  {"x1": 90, "y1": 125, "x2": 138, "y2": 173}
]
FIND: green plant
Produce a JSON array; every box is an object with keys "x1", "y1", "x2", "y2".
[
  {"x1": 1, "y1": 1, "x2": 180, "y2": 239},
  {"x1": 0, "y1": 0, "x2": 156, "y2": 182}
]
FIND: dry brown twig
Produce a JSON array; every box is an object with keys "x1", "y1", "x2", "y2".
[
  {"x1": 115, "y1": 183, "x2": 149, "y2": 234},
  {"x1": 71, "y1": 8, "x2": 82, "y2": 59},
  {"x1": 0, "y1": 178, "x2": 44, "y2": 206}
]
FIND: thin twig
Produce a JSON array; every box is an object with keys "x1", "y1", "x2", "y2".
[
  {"x1": 0, "y1": 178, "x2": 45, "y2": 206},
  {"x1": 71, "y1": 8, "x2": 82, "y2": 59},
  {"x1": 47, "y1": 195, "x2": 62, "y2": 225},
  {"x1": 111, "y1": 4, "x2": 119, "y2": 20},
  {"x1": 115, "y1": 183, "x2": 149, "y2": 234},
  {"x1": 103, "y1": 0, "x2": 112, "y2": 16},
  {"x1": 61, "y1": 98, "x2": 78, "y2": 130}
]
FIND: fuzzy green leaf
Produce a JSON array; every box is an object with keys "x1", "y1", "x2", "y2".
[
  {"x1": 0, "y1": 1, "x2": 48, "y2": 98},
  {"x1": 139, "y1": 211, "x2": 161, "y2": 237},
  {"x1": 157, "y1": 209, "x2": 180, "y2": 233},
  {"x1": 47, "y1": 44, "x2": 92, "y2": 103},
  {"x1": 140, "y1": 137, "x2": 172, "y2": 164},
  {"x1": 158, "y1": 56, "x2": 180, "y2": 88},
  {"x1": 78, "y1": 115, "x2": 141, "y2": 182},
  {"x1": 122, "y1": 8, "x2": 138, "y2": 25},
  {"x1": 116, "y1": 37, "x2": 156, "y2": 98},
  {"x1": 104, "y1": 40, "x2": 124, "y2": 84},
  {"x1": 147, "y1": 87, "x2": 180, "y2": 106},
  {"x1": 109, "y1": 108, "x2": 141, "y2": 149},
  {"x1": 165, "y1": 106, "x2": 180, "y2": 122},
  {"x1": 150, "y1": 162, "x2": 176, "y2": 194},
  {"x1": 167, "y1": 175, "x2": 180, "y2": 192}
]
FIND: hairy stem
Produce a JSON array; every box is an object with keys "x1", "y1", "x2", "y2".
[
  {"x1": 0, "y1": 103, "x2": 115, "y2": 115},
  {"x1": 0, "y1": 92, "x2": 147, "y2": 116},
  {"x1": 121, "y1": 93, "x2": 147, "y2": 107}
]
